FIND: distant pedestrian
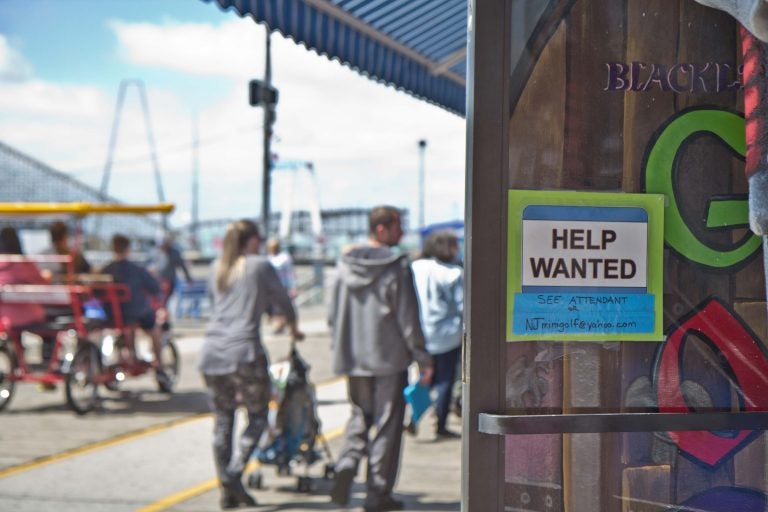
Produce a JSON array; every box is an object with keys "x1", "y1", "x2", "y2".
[
  {"x1": 328, "y1": 205, "x2": 433, "y2": 512},
  {"x1": 266, "y1": 238, "x2": 297, "y2": 333},
  {"x1": 150, "y1": 233, "x2": 192, "y2": 306},
  {"x1": 411, "y1": 230, "x2": 463, "y2": 439},
  {"x1": 198, "y1": 219, "x2": 303, "y2": 510}
]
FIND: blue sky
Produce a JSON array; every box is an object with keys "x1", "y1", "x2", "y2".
[
  {"x1": 0, "y1": 0, "x2": 465, "y2": 230},
  {"x1": 0, "y1": 1, "x2": 225, "y2": 92}
]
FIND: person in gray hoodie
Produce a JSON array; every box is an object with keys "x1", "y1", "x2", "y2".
[{"x1": 328, "y1": 205, "x2": 433, "y2": 512}]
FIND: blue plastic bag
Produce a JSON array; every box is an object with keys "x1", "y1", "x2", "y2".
[
  {"x1": 403, "y1": 382, "x2": 432, "y2": 425},
  {"x1": 83, "y1": 298, "x2": 107, "y2": 320}
]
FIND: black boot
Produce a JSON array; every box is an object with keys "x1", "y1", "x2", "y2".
[
  {"x1": 219, "y1": 489, "x2": 240, "y2": 510},
  {"x1": 221, "y1": 454, "x2": 256, "y2": 509},
  {"x1": 216, "y1": 454, "x2": 256, "y2": 509},
  {"x1": 218, "y1": 476, "x2": 256, "y2": 509},
  {"x1": 213, "y1": 425, "x2": 254, "y2": 509},
  {"x1": 221, "y1": 412, "x2": 266, "y2": 509},
  {"x1": 223, "y1": 479, "x2": 256, "y2": 508}
]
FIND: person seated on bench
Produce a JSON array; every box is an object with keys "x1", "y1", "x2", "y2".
[
  {"x1": 38, "y1": 220, "x2": 91, "y2": 283},
  {"x1": 0, "y1": 227, "x2": 58, "y2": 390},
  {"x1": 102, "y1": 234, "x2": 169, "y2": 386},
  {"x1": 0, "y1": 227, "x2": 48, "y2": 328}
]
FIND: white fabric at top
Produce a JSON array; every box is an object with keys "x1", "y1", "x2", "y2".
[{"x1": 696, "y1": 0, "x2": 768, "y2": 41}]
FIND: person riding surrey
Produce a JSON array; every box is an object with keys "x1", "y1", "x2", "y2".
[
  {"x1": 410, "y1": 230, "x2": 463, "y2": 439},
  {"x1": 101, "y1": 234, "x2": 168, "y2": 387},
  {"x1": 328, "y1": 205, "x2": 433, "y2": 512},
  {"x1": 0, "y1": 227, "x2": 57, "y2": 387},
  {"x1": 39, "y1": 220, "x2": 91, "y2": 282},
  {"x1": 0, "y1": 227, "x2": 48, "y2": 330},
  {"x1": 198, "y1": 219, "x2": 304, "y2": 510}
]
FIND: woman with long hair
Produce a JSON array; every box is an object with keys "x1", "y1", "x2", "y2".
[{"x1": 198, "y1": 219, "x2": 303, "y2": 509}]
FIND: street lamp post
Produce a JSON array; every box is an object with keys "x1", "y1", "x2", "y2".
[
  {"x1": 191, "y1": 111, "x2": 200, "y2": 250},
  {"x1": 262, "y1": 30, "x2": 274, "y2": 239},
  {"x1": 418, "y1": 139, "x2": 427, "y2": 229},
  {"x1": 248, "y1": 28, "x2": 279, "y2": 240}
]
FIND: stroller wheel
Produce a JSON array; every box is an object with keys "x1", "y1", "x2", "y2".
[
  {"x1": 297, "y1": 476, "x2": 312, "y2": 493},
  {"x1": 247, "y1": 471, "x2": 264, "y2": 490}
]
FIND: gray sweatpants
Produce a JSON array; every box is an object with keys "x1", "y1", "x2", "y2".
[{"x1": 336, "y1": 371, "x2": 408, "y2": 502}]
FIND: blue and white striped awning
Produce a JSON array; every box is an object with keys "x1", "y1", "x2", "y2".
[{"x1": 204, "y1": 0, "x2": 467, "y2": 116}]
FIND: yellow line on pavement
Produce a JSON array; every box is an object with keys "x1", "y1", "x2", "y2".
[
  {"x1": 137, "y1": 460, "x2": 259, "y2": 512},
  {"x1": 138, "y1": 477, "x2": 218, "y2": 512},
  {"x1": 317, "y1": 375, "x2": 346, "y2": 387},
  {"x1": 0, "y1": 413, "x2": 211, "y2": 480},
  {"x1": 137, "y1": 428, "x2": 345, "y2": 512},
  {"x1": 137, "y1": 379, "x2": 348, "y2": 512},
  {"x1": 0, "y1": 376, "x2": 346, "y2": 483},
  {"x1": 321, "y1": 425, "x2": 346, "y2": 441}
]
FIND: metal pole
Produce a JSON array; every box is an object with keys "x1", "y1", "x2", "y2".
[
  {"x1": 100, "y1": 80, "x2": 129, "y2": 199},
  {"x1": 136, "y1": 80, "x2": 168, "y2": 230},
  {"x1": 262, "y1": 28, "x2": 274, "y2": 240},
  {"x1": 96, "y1": 79, "x2": 132, "y2": 244},
  {"x1": 191, "y1": 111, "x2": 200, "y2": 249},
  {"x1": 98, "y1": 79, "x2": 168, "y2": 234},
  {"x1": 418, "y1": 139, "x2": 427, "y2": 229}
]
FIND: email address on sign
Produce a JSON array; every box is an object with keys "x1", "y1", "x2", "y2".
[{"x1": 524, "y1": 317, "x2": 638, "y2": 333}]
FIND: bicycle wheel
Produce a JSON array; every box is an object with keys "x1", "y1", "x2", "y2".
[
  {"x1": 0, "y1": 345, "x2": 17, "y2": 412},
  {"x1": 65, "y1": 344, "x2": 100, "y2": 415},
  {"x1": 157, "y1": 333, "x2": 179, "y2": 393}
]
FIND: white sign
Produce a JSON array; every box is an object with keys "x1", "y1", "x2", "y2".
[{"x1": 521, "y1": 219, "x2": 648, "y2": 289}]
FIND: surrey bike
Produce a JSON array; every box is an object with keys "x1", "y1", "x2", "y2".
[{"x1": 0, "y1": 202, "x2": 180, "y2": 414}]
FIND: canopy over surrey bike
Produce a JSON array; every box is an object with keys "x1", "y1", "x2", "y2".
[{"x1": 0, "y1": 202, "x2": 180, "y2": 414}]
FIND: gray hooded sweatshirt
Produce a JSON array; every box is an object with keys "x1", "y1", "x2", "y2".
[{"x1": 329, "y1": 245, "x2": 432, "y2": 377}]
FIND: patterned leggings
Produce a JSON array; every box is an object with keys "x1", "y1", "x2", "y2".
[{"x1": 204, "y1": 356, "x2": 271, "y2": 481}]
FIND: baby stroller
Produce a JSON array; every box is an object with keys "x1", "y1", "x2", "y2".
[{"x1": 247, "y1": 343, "x2": 335, "y2": 493}]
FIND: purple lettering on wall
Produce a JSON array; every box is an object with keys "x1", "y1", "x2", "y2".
[
  {"x1": 668, "y1": 63, "x2": 689, "y2": 92},
  {"x1": 689, "y1": 63, "x2": 711, "y2": 92},
  {"x1": 642, "y1": 64, "x2": 671, "y2": 91},
  {"x1": 604, "y1": 61, "x2": 743, "y2": 93},
  {"x1": 604, "y1": 62, "x2": 630, "y2": 91},
  {"x1": 630, "y1": 61, "x2": 646, "y2": 91}
]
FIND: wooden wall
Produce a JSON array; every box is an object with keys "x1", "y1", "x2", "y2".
[{"x1": 503, "y1": 0, "x2": 767, "y2": 510}]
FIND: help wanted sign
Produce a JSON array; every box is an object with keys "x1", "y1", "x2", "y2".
[
  {"x1": 521, "y1": 210, "x2": 647, "y2": 291},
  {"x1": 507, "y1": 191, "x2": 664, "y2": 342}
]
